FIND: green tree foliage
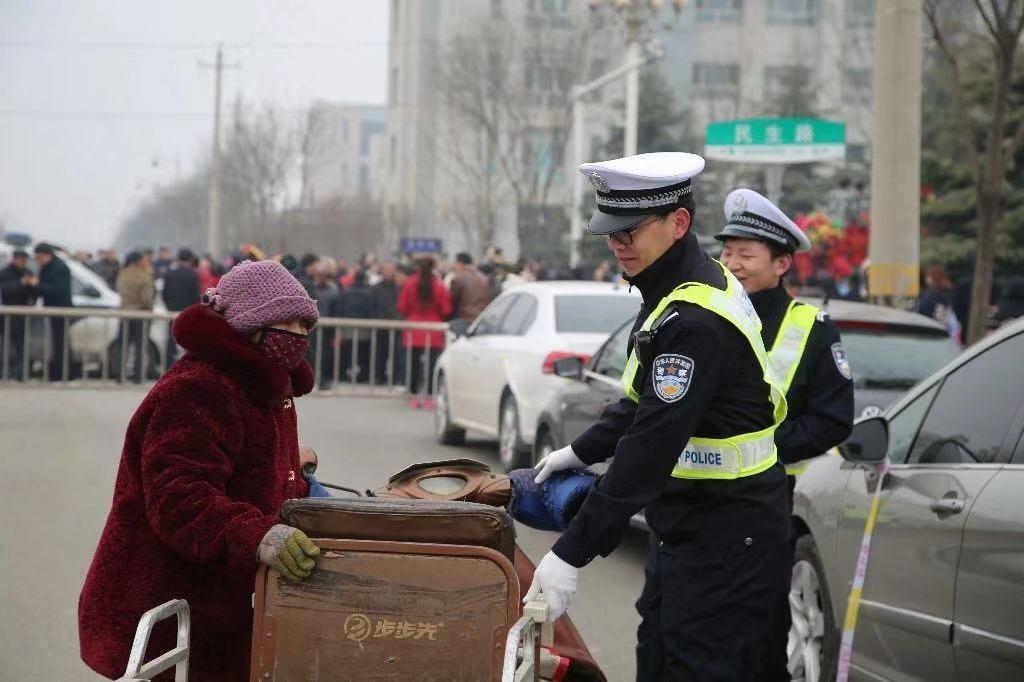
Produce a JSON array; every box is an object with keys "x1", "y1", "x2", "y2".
[{"x1": 919, "y1": 44, "x2": 1024, "y2": 281}]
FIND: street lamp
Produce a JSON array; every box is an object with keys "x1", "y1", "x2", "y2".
[
  {"x1": 590, "y1": 0, "x2": 686, "y2": 156},
  {"x1": 568, "y1": 0, "x2": 683, "y2": 268}
]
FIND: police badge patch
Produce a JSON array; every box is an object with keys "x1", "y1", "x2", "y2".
[
  {"x1": 831, "y1": 342, "x2": 852, "y2": 380},
  {"x1": 653, "y1": 354, "x2": 694, "y2": 403}
]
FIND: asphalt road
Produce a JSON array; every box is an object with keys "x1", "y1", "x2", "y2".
[{"x1": 0, "y1": 387, "x2": 647, "y2": 682}]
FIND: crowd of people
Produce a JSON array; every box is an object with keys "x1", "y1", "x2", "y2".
[
  {"x1": 0, "y1": 239, "x2": 619, "y2": 393},
  {"x1": 5, "y1": 237, "x2": 1024, "y2": 384}
]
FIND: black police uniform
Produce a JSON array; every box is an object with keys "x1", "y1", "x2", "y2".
[
  {"x1": 750, "y1": 283, "x2": 855, "y2": 477},
  {"x1": 750, "y1": 282, "x2": 854, "y2": 675},
  {"x1": 552, "y1": 232, "x2": 791, "y2": 681}
]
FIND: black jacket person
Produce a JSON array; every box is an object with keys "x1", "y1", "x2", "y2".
[
  {"x1": 527, "y1": 154, "x2": 791, "y2": 682},
  {"x1": 33, "y1": 244, "x2": 73, "y2": 380},
  {"x1": 716, "y1": 188, "x2": 854, "y2": 477},
  {"x1": 717, "y1": 188, "x2": 855, "y2": 681}
]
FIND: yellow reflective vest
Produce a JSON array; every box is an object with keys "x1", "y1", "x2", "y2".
[
  {"x1": 620, "y1": 262, "x2": 788, "y2": 481},
  {"x1": 765, "y1": 300, "x2": 820, "y2": 477}
]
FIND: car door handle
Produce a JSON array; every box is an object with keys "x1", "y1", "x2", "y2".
[{"x1": 930, "y1": 498, "x2": 965, "y2": 514}]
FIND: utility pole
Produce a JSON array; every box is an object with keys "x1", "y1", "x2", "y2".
[
  {"x1": 623, "y1": 6, "x2": 644, "y2": 157},
  {"x1": 568, "y1": 47, "x2": 662, "y2": 268},
  {"x1": 199, "y1": 44, "x2": 239, "y2": 259},
  {"x1": 569, "y1": 0, "x2": 682, "y2": 267},
  {"x1": 868, "y1": 0, "x2": 922, "y2": 303}
]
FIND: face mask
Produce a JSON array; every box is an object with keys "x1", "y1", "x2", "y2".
[{"x1": 258, "y1": 328, "x2": 309, "y2": 371}]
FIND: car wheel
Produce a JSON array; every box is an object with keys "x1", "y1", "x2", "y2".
[
  {"x1": 788, "y1": 534, "x2": 839, "y2": 682},
  {"x1": 533, "y1": 428, "x2": 557, "y2": 467},
  {"x1": 498, "y1": 394, "x2": 528, "y2": 471},
  {"x1": 433, "y1": 375, "x2": 466, "y2": 446}
]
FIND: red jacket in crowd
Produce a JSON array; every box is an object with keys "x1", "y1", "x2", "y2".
[
  {"x1": 397, "y1": 272, "x2": 452, "y2": 349},
  {"x1": 78, "y1": 304, "x2": 313, "y2": 681}
]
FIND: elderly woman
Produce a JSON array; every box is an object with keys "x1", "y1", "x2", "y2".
[{"x1": 79, "y1": 259, "x2": 323, "y2": 681}]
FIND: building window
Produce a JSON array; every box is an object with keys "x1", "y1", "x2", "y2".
[
  {"x1": 526, "y1": 0, "x2": 571, "y2": 29},
  {"x1": 847, "y1": 143, "x2": 867, "y2": 164},
  {"x1": 359, "y1": 165, "x2": 370, "y2": 194},
  {"x1": 696, "y1": 0, "x2": 743, "y2": 23},
  {"x1": 845, "y1": 0, "x2": 875, "y2": 29},
  {"x1": 764, "y1": 65, "x2": 811, "y2": 102},
  {"x1": 767, "y1": 0, "x2": 819, "y2": 26},
  {"x1": 528, "y1": 0, "x2": 568, "y2": 11},
  {"x1": 843, "y1": 67, "x2": 872, "y2": 104},
  {"x1": 693, "y1": 62, "x2": 740, "y2": 96},
  {"x1": 523, "y1": 129, "x2": 562, "y2": 186}
]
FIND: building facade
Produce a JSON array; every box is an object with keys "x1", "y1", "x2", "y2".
[
  {"x1": 386, "y1": 0, "x2": 876, "y2": 261},
  {"x1": 301, "y1": 103, "x2": 387, "y2": 208}
]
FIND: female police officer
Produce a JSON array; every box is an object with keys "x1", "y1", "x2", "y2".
[
  {"x1": 526, "y1": 154, "x2": 791, "y2": 681},
  {"x1": 717, "y1": 188, "x2": 855, "y2": 678}
]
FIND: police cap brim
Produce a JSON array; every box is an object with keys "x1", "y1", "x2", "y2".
[
  {"x1": 713, "y1": 224, "x2": 794, "y2": 251},
  {"x1": 586, "y1": 210, "x2": 650, "y2": 236}
]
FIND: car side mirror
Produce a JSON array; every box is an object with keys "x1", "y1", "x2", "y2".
[
  {"x1": 449, "y1": 319, "x2": 470, "y2": 338},
  {"x1": 82, "y1": 285, "x2": 102, "y2": 298},
  {"x1": 552, "y1": 356, "x2": 584, "y2": 381},
  {"x1": 839, "y1": 416, "x2": 890, "y2": 465}
]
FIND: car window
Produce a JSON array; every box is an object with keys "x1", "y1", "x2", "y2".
[
  {"x1": 907, "y1": 334, "x2": 1024, "y2": 465},
  {"x1": 1014, "y1": 428, "x2": 1024, "y2": 463},
  {"x1": 592, "y1": 320, "x2": 632, "y2": 379},
  {"x1": 471, "y1": 296, "x2": 514, "y2": 336},
  {"x1": 840, "y1": 326, "x2": 961, "y2": 391},
  {"x1": 555, "y1": 295, "x2": 639, "y2": 334},
  {"x1": 499, "y1": 294, "x2": 537, "y2": 336},
  {"x1": 887, "y1": 383, "x2": 940, "y2": 464}
]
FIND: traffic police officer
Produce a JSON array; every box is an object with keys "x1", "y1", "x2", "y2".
[
  {"x1": 716, "y1": 188, "x2": 854, "y2": 484},
  {"x1": 526, "y1": 153, "x2": 792, "y2": 681},
  {"x1": 716, "y1": 189, "x2": 855, "y2": 678}
]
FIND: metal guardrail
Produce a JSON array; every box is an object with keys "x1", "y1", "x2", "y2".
[
  {"x1": 0, "y1": 305, "x2": 449, "y2": 396},
  {"x1": 115, "y1": 599, "x2": 191, "y2": 682}
]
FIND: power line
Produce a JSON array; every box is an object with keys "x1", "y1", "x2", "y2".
[
  {"x1": 0, "y1": 107, "x2": 333, "y2": 120},
  {"x1": 0, "y1": 40, "x2": 391, "y2": 50}
]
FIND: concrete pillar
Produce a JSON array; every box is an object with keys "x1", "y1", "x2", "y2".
[{"x1": 868, "y1": 0, "x2": 922, "y2": 299}]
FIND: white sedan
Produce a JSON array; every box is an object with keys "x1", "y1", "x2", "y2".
[{"x1": 433, "y1": 281, "x2": 640, "y2": 469}]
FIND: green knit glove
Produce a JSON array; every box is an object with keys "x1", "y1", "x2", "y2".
[{"x1": 258, "y1": 524, "x2": 321, "y2": 582}]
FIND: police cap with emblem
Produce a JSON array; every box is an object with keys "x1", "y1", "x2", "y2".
[
  {"x1": 714, "y1": 188, "x2": 811, "y2": 253},
  {"x1": 580, "y1": 152, "x2": 705, "y2": 235}
]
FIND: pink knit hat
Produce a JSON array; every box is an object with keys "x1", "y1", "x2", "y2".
[{"x1": 201, "y1": 259, "x2": 319, "y2": 333}]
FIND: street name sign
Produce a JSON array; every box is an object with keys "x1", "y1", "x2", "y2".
[{"x1": 704, "y1": 118, "x2": 846, "y2": 163}]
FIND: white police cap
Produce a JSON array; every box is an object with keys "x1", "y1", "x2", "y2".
[
  {"x1": 714, "y1": 188, "x2": 811, "y2": 253},
  {"x1": 580, "y1": 152, "x2": 705, "y2": 235}
]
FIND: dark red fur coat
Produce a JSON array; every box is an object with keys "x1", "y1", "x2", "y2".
[{"x1": 79, "y1": 304, "x2": 313, "y2": 680}]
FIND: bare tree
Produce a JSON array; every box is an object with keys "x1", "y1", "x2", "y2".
[
  {"x1": 115, "y1": 173, "x2": 208, "y2": 252},
  {"x1": 435, "y1": 17, "x2": 600, "y2": 251},
  {"x1": 436, "y1": 117, "x2": 510, "y2": 255},
  {"x1": 221, "y1": 98, "x2": 303, "y2": 248},
  {"x1": 925, "y1": 0, "x2": 1024, "y2": 343}
]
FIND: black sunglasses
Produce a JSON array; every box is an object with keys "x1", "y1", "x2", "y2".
[{"x1": 590, "y1": 215, "x2": 661, "y2": 246}]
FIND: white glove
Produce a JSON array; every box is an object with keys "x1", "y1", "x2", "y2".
[
  {"x1": 534, "y1": 444, "x2": 586, "y2": 484},
  {"x1": 523, "y1": 552, "x2": 579, "y2": 622}
]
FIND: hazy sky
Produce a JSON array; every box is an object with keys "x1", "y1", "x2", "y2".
[{"x1": 0, "y1": 0, "x2": 388, "y2": 251}]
